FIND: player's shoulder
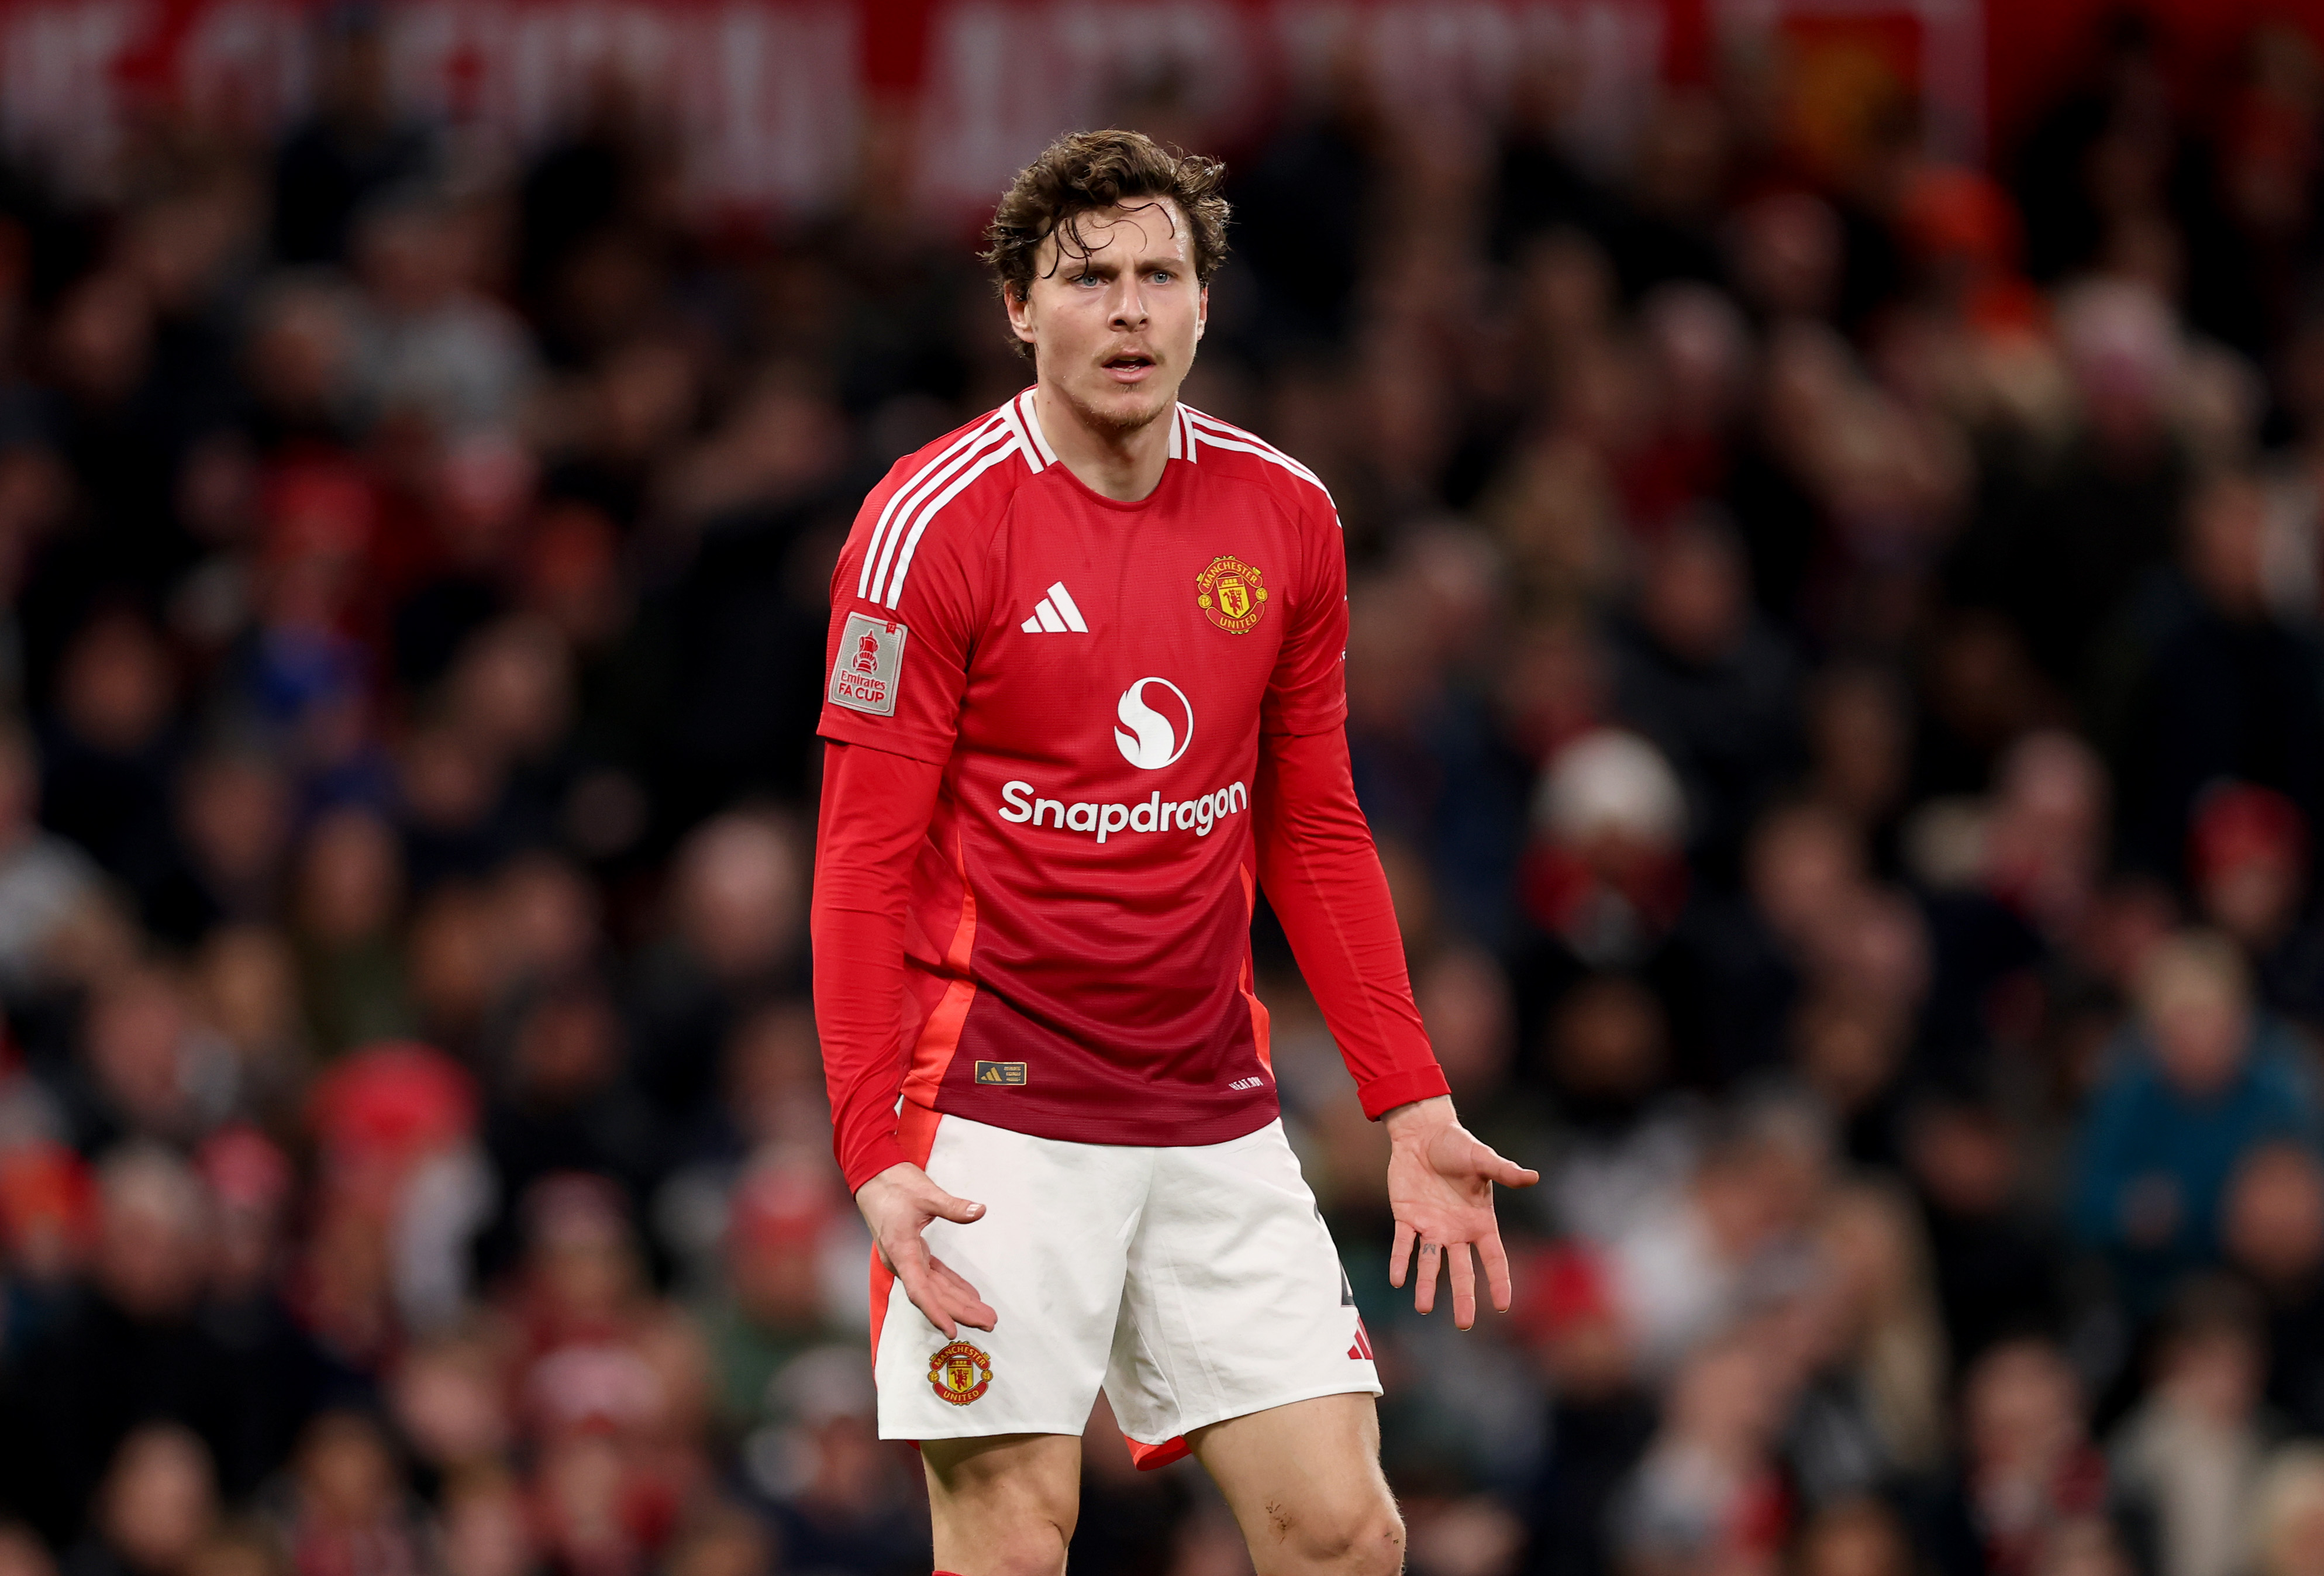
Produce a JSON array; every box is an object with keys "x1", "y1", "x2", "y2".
[
  {"x1": 1173, "y1": 404, "x2": 1337, "y2": 521},
  {"x1": 865, "y1": 392, "x2": 1046, "y2": 518},
  {"x1": 847, "y1": 391, "x2": 1046, "y2": 609}
]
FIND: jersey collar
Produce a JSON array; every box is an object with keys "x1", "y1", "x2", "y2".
[
  {"x1": 1012, "y1": 388, "x2": 1198, "y2": 473},
  {"x1": 1010, "y1": 388, "x2": 1059, "y2": 473}
]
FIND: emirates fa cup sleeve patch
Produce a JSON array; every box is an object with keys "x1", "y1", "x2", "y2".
[{"x1": 829, "y1": 612, "x2": 906, "y2": 716}]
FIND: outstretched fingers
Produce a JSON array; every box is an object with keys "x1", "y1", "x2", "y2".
[
  {"x1": 1478, "y1": 1226, "x2": 1515, "y2": 1313},
  {"x1": 1413, "y1": 1240, "x2": 1441, "y2": 1315},
  {"x1": 1390, "y1": 1219, "x2": 1415, "y2": 1289},
  {"x1": 926, "y1": 1253, "x2": 997, "y2": 1332},
  {"x1": 894, "y1": 1258, "x2": 956, "y2": 1340},
  {"x1": 1450, "y1": 1241, "x2": 1477, "y2": 1329},
  {"x1": 891, "y1": 1238, "x2": 995, "y2": 1340}
]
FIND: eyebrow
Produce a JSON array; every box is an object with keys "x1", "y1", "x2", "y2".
[
  {"x1": 1061, "y1": 246, "x2": 1186, "y2": 277},
  {"x1": 1046, "y1": 205, "x2": 1191, "y2": 278}
]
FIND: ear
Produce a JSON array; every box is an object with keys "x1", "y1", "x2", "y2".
[
  {"x1": 1005, "y1": 283, "x2": 1037, "y2": 349},
  {"x1": 1195, "y1": 280, "x2": 1208, "y2": 342}
]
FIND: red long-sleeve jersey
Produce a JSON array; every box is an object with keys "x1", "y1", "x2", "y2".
[{"x1": 811, "y1": 391, "x2": 1446, "y2": 1191}]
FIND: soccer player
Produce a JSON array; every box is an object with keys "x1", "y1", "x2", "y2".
[{"x1": 812, "y1": 128, "x2": 1537, "y2": 1576}]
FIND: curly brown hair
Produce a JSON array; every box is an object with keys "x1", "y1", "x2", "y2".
[{"x1": 981, "y1": 129, "x2": 1230, "y2": 336}]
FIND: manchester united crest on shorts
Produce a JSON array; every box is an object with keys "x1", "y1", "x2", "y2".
[
  {"x1": 927, "y1": 1340, "x2": 993, "y2": 1405},
  {"x1": 1195, "y1": 556, "x2": 1268, "y2": 634}
]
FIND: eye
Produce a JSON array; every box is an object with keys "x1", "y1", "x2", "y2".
[
  {"x1": 1074, "y1": 273, "x2": 1102, "y2": 287},
  {"x1": 1149, "y1": 270, "x2": 1174, "y2": 284}
]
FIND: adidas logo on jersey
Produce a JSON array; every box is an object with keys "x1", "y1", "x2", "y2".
[{"x1": 1019, "y1": 581, "x2": 1089, "y2": 634}]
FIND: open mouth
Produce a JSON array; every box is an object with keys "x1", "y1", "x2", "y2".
[{"x1": 1104, "y1": 353, "x2": 1156, "y2": 380}]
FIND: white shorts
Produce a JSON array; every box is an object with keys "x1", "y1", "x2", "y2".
[{"x1": 870, "y1": 1111, "x2": 1381, "y2": 1461}]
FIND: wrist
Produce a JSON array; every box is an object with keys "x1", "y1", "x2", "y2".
[
  {"x1": 851, "y1": 1160, "x2": 919, "y2": 1209},
  {"x1": 1382, "y1": 1094, "x2": 1454, "y2": 1140}
]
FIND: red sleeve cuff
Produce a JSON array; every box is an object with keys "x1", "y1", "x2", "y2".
[
  {"x1": 841, "y1": 1133, "x2": 911, "y2": 1195},
  {"x1": 1356, "y1": 1065, "x2": 1452, "y2": 1122}
]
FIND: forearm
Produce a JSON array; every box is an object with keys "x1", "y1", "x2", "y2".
[
  {"x1": 812, "y1": 740, "x2": 946, "y2": 1191},
  {"x1": 1254, "y1": 727, "x2": 1449, "y2": 1117}
]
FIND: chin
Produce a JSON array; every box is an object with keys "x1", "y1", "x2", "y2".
[{"x1": 1071, "y1": 377, "x2": 1173, "y2": 436}]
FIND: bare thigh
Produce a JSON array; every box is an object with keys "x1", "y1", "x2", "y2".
[
  {"x1": 1190, "y1": 1394, "x2": 1405, "y2": 1576},
  {"x1": 920, "y1": 1433, "x2": 1082, "y2": 1576}
]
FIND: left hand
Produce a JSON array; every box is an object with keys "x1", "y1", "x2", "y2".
[{"x1": 1383, "y1": 1095, "x2": 1539, "y2": 1329}]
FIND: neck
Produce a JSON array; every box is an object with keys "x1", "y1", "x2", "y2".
[{"x1": 1034, "y1": 382, "x2": 1174, "y2": 502}]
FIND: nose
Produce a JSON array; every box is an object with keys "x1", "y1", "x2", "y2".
[{"x1": 1109, "y1": 275, "x2": 1149, "y2": 331}]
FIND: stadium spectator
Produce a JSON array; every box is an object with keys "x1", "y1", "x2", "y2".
[
  {"x1": 67, "y1": 1423, "x2": 219, "y2": 1576},
  {"x1": 2071, "y1": 930, "x2": 2321, "y2": 1306},
  {"x1": 2222, "y1": 1142, "x2": 2324, "y2": 1436},
  {"x1": 1932, "y1": 1338, "x2": 2109, "y2": 1576},
  {"x1": 2108, "y1": 1277, "x2": 2275, "y2": 1576}
]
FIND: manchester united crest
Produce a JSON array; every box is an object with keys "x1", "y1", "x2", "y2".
[
  {"x1": 1195, "y1": 555, "x2": 1268, "y2": 634},
  {"x1": 927, "y1": 1340, "x2": 994, "y2": 1405}
]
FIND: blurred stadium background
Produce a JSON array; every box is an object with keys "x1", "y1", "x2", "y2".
[{"x1": 1, "y1": 3, "x2": 2323, "y2": 1576}]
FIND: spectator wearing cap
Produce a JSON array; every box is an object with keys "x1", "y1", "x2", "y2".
[
  {"x1": 2072, "y1": 931, "x2": 2322, "y2": 1312},
  {"x1": 1515, "y1": 1243, "x2": 1654, "y2": 1576},
  {"x1": 1511, "y1": 729, "x2": 1696, "y2": 1070},
  {"x1": 1522, "y1": 729, "x2": 1690, "y2": 971},
  {"x1": 2187, "y1": 781, "x2": 2324, "y2": 1033},
  {"x1": 300, "y1": 1041, "x2": 487, "y2": 1361},
  {"x1": 0, "y1": 1139, "x2": 93, "y2": 1349},
  {"x1": 691, "y1": 1148, "x2": 849, "y2": 1448}
]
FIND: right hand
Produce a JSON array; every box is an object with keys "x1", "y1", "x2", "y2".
[{"x1": 854, "y1": 1162, "x2": 996, "y2": 1339}]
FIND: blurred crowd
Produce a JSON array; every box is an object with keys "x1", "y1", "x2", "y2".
[{"x1": 0, "y1": 8, "x2": 2322, "y2": 1576}]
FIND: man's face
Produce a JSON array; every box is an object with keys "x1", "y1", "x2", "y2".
[{"x1": 1008, "y1": 199, "x2": 1206, "y2": 436}]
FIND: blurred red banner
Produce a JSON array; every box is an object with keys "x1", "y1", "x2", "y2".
[{"x1": 0, "y1": 0, "x2": 2303, "y2": 221}]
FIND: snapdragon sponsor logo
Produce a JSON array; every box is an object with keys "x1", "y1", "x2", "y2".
[
  {"x1": 998, "y1": 779, "x2": 1248, "y2": 844},
  {"x1": 1115, "y1": 677, "x2": 1193, "y2": 770}
]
